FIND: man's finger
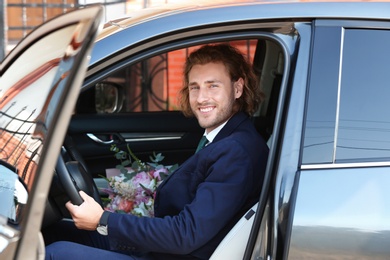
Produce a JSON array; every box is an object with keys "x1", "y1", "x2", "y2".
[
  {"x1": 65, "y1": 200, "x2": 74, "y2": 209},
  {"x1": 79, "y1": 190, "x2": 91, "y2": 201}
]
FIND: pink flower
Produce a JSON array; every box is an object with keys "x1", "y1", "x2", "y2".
[
  {"x1": 132, "y1": 171, "x2": 152, "y2": 188},
  {"x1": 152, "y1": 167, "x2": 169, "y2": 181}
]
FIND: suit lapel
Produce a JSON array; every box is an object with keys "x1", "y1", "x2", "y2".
[
  {"x1": 156, "y1": 112, "x2": 249, "y2": 194},
  {"x1": 213, "y1": 112, "x2": 248, "y2": 143}
]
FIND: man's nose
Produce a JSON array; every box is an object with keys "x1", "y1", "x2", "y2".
[{"x1": 197, "y1": 87, "x2": 209, "y2": 103}]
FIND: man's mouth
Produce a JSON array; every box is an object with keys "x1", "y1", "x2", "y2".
[{"x1": 199, "y1": 106, "x2": 215, "y2": 113}]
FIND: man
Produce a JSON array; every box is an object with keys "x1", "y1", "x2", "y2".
[{"x1": 45, "y1": 44, "x2": 269, "y2": 259}]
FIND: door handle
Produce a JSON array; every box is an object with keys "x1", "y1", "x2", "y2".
[{"x1": 86, "y1": 133, "x2": 115, "y2": 145}]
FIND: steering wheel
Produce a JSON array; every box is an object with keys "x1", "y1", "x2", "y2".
[
  {"x1": 55, "y1": 138, "x2": 102, "y2": 207},
  {"x1": 42, "y1": 137, "x2": 103, "y2": 229}
]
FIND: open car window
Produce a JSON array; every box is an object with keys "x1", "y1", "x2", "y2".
[
  {"x1": 77, "y1": 40, "x2": 258, "y2": 114},
  {"x1": 76, "y1": 38, "x2": 285, "y2": 142}
]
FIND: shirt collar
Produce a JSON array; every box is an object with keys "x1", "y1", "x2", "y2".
[{"x1": 203, "y1": 120, "x2": 228, "y2": 144}]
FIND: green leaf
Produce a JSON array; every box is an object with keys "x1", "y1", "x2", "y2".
[
  {"x1": 147, "y1": 162, "x2": 157, "y2": 168},
  {"x1": 155, "y1": 164, "x2": 164, "y2": 170},
  {"x1": 150, "y1": 152, "x2": 164, "y2": 163},
  {"x1": 121, "y1": 160, "x2": 131, "y2": 166},
  {"x1": 168, "y1": 163, "x2": 179, "y2": 173},
  {"x1": 124, "y1": 171, "x2": 136, "y2": 181},
  {"x1": 159, "y1": 172, "x2": 168, "y2": 180},
  {"x1": 115, "y1": 151, "x2": 127, "y2": 160},
  {"x1": 110, "y1": 144, "x2": 119, "y2": 152},
  {"x1": 139, "y1": 183, "x2": 153, "y2": 195},
  {"x1": 132, "y1": 161, "x2": 139, "y2": 169}
]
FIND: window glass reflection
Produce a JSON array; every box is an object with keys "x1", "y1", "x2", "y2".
[
  {"x1": 337, "y1": 29, "x2": 390, "y2": 162},
  {"x1": 302, "y1": 27, "x2": 341, "y2": 164}
]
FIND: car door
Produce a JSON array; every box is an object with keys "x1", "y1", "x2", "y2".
[
  {"x1": 289, "y1": 20, "x2": 390, "y2": 259},
  {"x1": 59, "y1": 5, "x2": 308, "y2": 258},
  {"x1": 0, "y1": 5, "x2": 103, "y2": 259},
  {"x1": 65, "y1": 16, "x2": 295, "y2": 259}
]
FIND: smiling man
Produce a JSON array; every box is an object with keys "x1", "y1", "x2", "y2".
[{"x1": 45, "y1": 44, "x2": 269, "y2": 260}]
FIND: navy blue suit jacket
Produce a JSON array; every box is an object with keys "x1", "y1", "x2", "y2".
[{"x1": 107, "y1": 112, "x2": 269, "y2": 259}]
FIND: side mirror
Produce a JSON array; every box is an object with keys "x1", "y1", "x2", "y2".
[{"x1": 95, "y1": 82, "x2": 124, "y2": 113}]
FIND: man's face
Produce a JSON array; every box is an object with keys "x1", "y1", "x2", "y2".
[{"x1": 188, "y1": 62, "x2": 243, "y2": 133}]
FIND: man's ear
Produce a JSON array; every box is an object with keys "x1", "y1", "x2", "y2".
[{"x1": 234, "y1": 78, "x2": 244, "y2": 99}]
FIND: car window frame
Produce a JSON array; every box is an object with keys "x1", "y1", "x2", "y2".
[
  {"x1": 302, "y1": 19, "x2": 390, "y2": 168},
  {"x1": 80, "y1": 30, "x2": 295, "y2": 121}
]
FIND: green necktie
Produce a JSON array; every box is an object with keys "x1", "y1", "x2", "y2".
[{"x1": 195, "y1": 136, "x2": 209, "y2": 153}]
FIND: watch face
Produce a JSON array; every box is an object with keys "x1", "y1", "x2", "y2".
[{"x1": 97, "y1": 225, "x2": 108, "y2": 236}]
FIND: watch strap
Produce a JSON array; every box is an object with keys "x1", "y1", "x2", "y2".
[{"x1": 99, "y1": 211, "x2": 111, "y2": 226}]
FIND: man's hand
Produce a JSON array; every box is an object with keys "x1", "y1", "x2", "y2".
[{"x1": 66, "y1": 191, "x2": 104, "y2": 231}]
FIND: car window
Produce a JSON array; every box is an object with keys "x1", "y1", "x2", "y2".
[
  {"x1": 336, "y1": 29, "x2": 390, "y2": 162},
  {"x1": 302, "y1": 26, "x2": 341, "y2": 164},
  {"x1": 303, "y1": 27, "x2": 390, "y2": 164},
  {"x1": 79, "y1": 40, "x2": 258, "y2": 114},
  {"x1": 76, "y1": 37, "x2": 286, "y2": 144}
]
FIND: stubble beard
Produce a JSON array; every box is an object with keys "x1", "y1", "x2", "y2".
[{"x1": 193, "y1": 98, "x2": 237, "y2": 131}]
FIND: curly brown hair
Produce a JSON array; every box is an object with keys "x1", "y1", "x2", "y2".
[{"x1": 178, "y1": 44, "x2": 264, "y2": 117}]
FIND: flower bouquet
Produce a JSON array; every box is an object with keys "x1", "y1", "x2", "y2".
[{"x1": 102, "y1": 144, "x2": 178, "y2": 217}]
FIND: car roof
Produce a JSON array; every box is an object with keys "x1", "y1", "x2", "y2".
[
  {"x1": 89, "y1": 0, "x2": 390, "y2": 69},
  {"x1": 98, "y1": 0, "x2": 390, "y2": 38}
]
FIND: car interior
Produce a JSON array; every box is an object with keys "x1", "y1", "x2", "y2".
[{"x1": 44, "y1": 36, "x2": 285, "y2": 258}]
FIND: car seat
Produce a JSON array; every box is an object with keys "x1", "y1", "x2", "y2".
[{"x1": 209, "y1": 202, "x2": 258, "y2": 260}]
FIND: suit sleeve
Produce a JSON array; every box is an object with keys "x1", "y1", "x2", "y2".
[{"x1": 107, "y1": 139, "x2": 258, "y2": 254}]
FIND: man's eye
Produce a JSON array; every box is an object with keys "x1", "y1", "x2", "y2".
[
  {"x1": 210, "y1": 84, "x2": 218, "y2": 88},
  {"x1": 190, "y1": 86, "x2": 199, "y2": 91}
]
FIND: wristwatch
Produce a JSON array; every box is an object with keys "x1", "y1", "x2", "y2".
[{"x1": 96, "y1": 211, "x2": 111, "y2": 236}]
